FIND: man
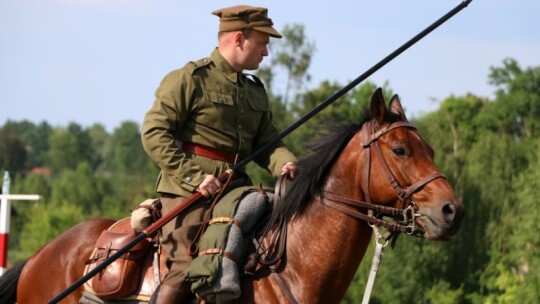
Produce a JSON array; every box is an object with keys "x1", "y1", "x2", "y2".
[{"x1": 141, "y1": 5, "x2": 297, "y2": 303}]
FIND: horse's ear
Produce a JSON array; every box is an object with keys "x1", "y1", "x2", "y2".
[
  {"x1": 370, "y1": 88, "x2": 387, "y2": 122},
  {"x1": 389, "y1": 94, "x2": 408, "y2": 121}
]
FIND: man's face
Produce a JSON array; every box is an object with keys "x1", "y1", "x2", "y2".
[{"x1": 238, "y1": 30, "x2": 270, "y2": 71}]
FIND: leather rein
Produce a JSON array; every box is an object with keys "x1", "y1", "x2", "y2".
[
  {"x1": 321, "y1": 119, "x2": 446, "y2": 238},
  {"x1": 255, "y1": 120, "x2": 446, "y2": 304}
]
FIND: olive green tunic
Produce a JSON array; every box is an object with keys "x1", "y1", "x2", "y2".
[
  {"x1": 142, "y1": 48, "x2": 296, "y2": 197},
  {"x1": 141, "y1": 49, "x2": 297, "y2": 291}
]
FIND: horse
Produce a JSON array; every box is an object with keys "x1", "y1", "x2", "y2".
[{"x1": 0, "y1": 88, "x2": 464, "y2": 303}]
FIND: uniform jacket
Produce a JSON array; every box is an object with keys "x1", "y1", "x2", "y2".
[{"x1": 142, "y1": 49, "x2": 297, "y2": 197}]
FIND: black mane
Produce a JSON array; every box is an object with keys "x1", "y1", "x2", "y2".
[{"x1": 276, "y1": 114, "x2": 371, "y2": 222}]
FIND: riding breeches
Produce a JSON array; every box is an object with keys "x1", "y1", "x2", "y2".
[{"x1": 158, "y1": 196, "x2": 210, "y2": 290}]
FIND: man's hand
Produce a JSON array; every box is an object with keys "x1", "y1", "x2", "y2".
[
  {"x1": 281, "y1": 161, "x2": 298, "y2": 179},
  {"x1": 196, "y1": 175, "x2": 222, "y2": 198}
]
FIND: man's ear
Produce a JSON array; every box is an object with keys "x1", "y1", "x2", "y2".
[{"x1": 234, "y1": 31, "x2": 244, "y2": 46}]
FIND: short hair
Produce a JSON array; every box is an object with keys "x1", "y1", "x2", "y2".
[{"x1": 217, "y1": 29, "x2": 252, "y2": 41}]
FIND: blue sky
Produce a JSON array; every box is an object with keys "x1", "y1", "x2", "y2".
[{"x1": 1, "y1": 0, "x2": 538, "y2": 132}]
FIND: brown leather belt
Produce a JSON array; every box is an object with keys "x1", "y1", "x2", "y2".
[{"x1": 176, "y1": 140, "x2": 245, "y2": 164}]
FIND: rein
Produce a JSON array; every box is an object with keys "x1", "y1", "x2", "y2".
[
  {"x1": 321, "y1": 119, "x2": 445, "y2": 303},
  {"x1": 322, "y1": 120, "x2": 445, "y2": 237},
  {"x1": 259, "y1": 120, "x2": 446, "y2": 303}
]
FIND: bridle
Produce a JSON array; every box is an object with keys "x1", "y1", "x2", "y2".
[
  {"x1": 321, "y1": 119, "x2": 446, "y2": 238},
  {"x1": 258, "y1": 119, "x2": 447, "y2": 304},
  {"x1": 321, "y1": 118, "x2": 446, "y2": 304}
]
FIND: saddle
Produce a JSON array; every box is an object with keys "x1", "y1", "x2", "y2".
[
  {"x1": 82, "y1": 177, "x2": 290, "y2": 303},
  {"x1": 83, "y1": 218, "x2": 168, "y2": 302}
]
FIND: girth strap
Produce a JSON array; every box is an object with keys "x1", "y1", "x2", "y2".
[{"x1": 270, "y1": 269, "x2": 298, "y2": 304}]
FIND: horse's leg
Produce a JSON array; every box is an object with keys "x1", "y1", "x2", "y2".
[{"x1": 17, "y1": 218, "x2": 115, "y2": 304}]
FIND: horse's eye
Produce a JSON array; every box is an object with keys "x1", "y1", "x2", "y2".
[{"x1": 392, "y1": 147, "x2": 406, "y2": 156}]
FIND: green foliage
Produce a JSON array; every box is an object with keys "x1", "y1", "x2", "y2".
[
  {"x1": 108, "y1": 121, "x2": 148, "y2": 175},
  {"x1": 489, "y1": 58, "x2": 540, "y2": 138},
  {"x1": 46, "y1": 123, "x2": 94, "y2": 173},
  {"x1": 264, "y1": 23, "x2": 316, "y2": 104},
  {"x1": 342, "y1": 59, "x2": 540, "y2": 303},
  {"x1": 49, "y1": 162, "x2": 100, "y2": 213},
  {"x1": 19, "y1": 202, "x2": 85, "y2": 255},
  {"x1": 0, "y1": 123, "x2": 29, "y2": 176},
  {"x1": 425, "y1": 280, "x2": 464, "y2": 304}
]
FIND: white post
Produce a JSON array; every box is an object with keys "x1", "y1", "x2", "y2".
[
  {"x1": 0, "y1": 171, "x2": 10, "y2": 275},
  {"x1": 0, "y1": 171, "x2": 41, "y2": 276}
]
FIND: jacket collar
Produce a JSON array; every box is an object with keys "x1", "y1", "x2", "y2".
[{"x1": 210, "y1": 48, "x2": 241, "y2": 83}]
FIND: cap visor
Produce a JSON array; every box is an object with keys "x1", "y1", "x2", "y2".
[{"x1": 253, "y1": 26, "x2": 282, "y2": 38}]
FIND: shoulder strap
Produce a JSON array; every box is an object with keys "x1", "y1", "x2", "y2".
[{"x1": 186, "y1": 57, "x2": 212, "y2": 74}]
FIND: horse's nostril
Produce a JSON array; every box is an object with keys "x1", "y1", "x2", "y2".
[{"x1": 442, "y1": 203, "x2": 456, "y2": 222}]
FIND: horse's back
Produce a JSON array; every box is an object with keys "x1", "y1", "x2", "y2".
[{"x1": 18, "y1": 218, "x2": 115, "y2": 304}]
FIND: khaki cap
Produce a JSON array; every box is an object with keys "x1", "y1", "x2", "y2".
[{"x1": 212, "y1": 5, "x2": 282, "y2": 38}]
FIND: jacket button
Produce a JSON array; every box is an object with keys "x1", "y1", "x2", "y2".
[{"x1": 185, "y1": 176, "x2": 192, "y2": 182}]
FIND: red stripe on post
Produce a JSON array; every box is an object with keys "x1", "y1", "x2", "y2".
[{"x1": 0, "y1": 233, "x2": 8, "y2": 267}]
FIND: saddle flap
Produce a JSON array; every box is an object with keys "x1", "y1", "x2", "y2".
[
  {"x1": 85, "y1": 218, "x2": 155, "y2": 300},
  {"x1": 95, "y1": 230, "x2": 148, "y2": 252}
]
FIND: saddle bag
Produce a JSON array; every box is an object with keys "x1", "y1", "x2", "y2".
[{"x1": 85, "y1": 229, "x2": 151, "y2": 300}]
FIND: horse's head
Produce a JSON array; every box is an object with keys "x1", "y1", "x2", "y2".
[
  {"x1": 357, "y1": 88, "x2": 464, "y2": 240},
  {"x1": 283, "y1": 87, "x2": 464, "y2": 241}
]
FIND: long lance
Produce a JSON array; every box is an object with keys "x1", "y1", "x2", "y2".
[{"x1": 48, "y1": 1, "x2": 472, "y2": 302}]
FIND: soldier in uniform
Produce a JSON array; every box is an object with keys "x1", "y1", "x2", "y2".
[{"x1": 141, "y1": 5, "x2": 297, "y2": 303}]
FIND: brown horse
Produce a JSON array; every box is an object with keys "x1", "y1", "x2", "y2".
[{"x1": 0, "y1": 88, "x2": 464, "y2": 303}]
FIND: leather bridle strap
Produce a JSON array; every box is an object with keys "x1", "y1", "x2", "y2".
[
  {"x1": 403, "y1": 172, "x2": 446, "y2": 199},
  {"x1": 320, "y1": 194, "x2": 412, "y2": 233},
  {"x1": 362, "y1": 120, "x2": 419, "y2": 203},
  {"x1": 322, "y1": 119, "x2": 447, "y2": 236},
  {"x1": 362, "y1": 120, "x2": 446, "y2": 204},
  {"x1": 322, "y1": 192, "x2": 403, "y2": 218}
]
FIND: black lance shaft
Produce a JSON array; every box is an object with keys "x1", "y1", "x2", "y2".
[{"x1": 48, "y1": 1, "x2": 472, "y2": 303}]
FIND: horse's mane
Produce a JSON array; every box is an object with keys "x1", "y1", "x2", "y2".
[{"x1": 277, "y1": 113, "x2": 372, "y2": 222}]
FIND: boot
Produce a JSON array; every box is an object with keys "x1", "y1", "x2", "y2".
[{"x1": 149, "y1": 284, "x2": 191, "y2": 304}]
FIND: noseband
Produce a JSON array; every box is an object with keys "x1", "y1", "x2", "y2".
[{"x1": 322, "y1": 119, "x2": 445, "y2": 238}]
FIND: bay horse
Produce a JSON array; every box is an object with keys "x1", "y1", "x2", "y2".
[{"x1": 0, "y1": 88, "x2": 464, "y2": 303}]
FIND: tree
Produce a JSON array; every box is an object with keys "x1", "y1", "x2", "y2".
[
  {"x1": 87, "y1": 123, "x2": 109, "y2": 170},
  {"x1": 0, "y1": 125, "x2": 28, "y2": 177},
  {"x1": 101, "y1": 121, "x2": 158, "y2": 210},
  {"x1": 488, "y1": 58, "x2": 540, "y2": 138},
  {"x1": 49, "y1": 161, "x2": 109, "y2": 214},
  {"x1": 0, "y1": 120, "x2": 53, "y2": 169},
  {"x1": 108, "y1": 121, "x2": 147, "y2": 175},
  {"x1": 249, "y1": 23, "x2": 316, "y2": 186},
  {"x1": 46, "y1": 123, "x2": 94, "y2": 173},
  {"x1": 19, "y1": 202, "x2": 85, "y2": 255},
  {"x1": 260, "y1": 23, "x2": 316, "y2": 105}
]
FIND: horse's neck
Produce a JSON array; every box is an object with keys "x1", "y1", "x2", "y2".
[
  {"x1": 283, "y1": 133, "x2": 372, "y2": 302},
  {"x1": 284, "y1": 198, "x2": 372, "y2": 302}
]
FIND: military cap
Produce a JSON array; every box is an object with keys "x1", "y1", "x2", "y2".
[{"x1": 212, "y1": 5, "x2": 282, "y2": 38}]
